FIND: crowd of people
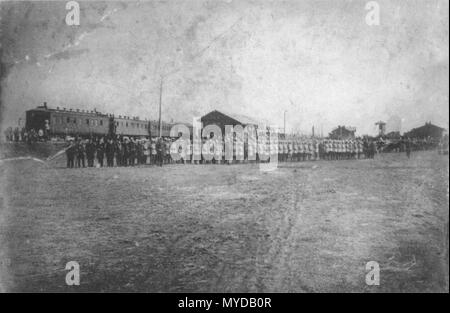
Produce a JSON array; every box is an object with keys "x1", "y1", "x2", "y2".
[
  {"x1": 65, "y1": 136, "x2": 168, "y2": 168},
  {"x1": 62, "y1": 136, "x2": 383, "y2": 168},
  {"x1": 3, "y1": 128, "x2": 446, "y2": 167},
  {"x1": 3, "y1": 126, "x2": 53, "y2": 144},
  {"x1": 5, "y1": 126, "x2": 35, "y2": 143}
]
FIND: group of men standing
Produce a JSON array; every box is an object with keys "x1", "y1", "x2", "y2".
[
  {"x1": 3, "y1": 126, "x2": 44, "y2": 144},
  {"x1": 65, "y1": 136, "x2": 168, "y2": 168},
  {"x1": 65, "y1": 135, "x2": 382, "y2": 168},
  {"x1": 278, "y1": 138, "x2": 373, "y2": 161},
  {"x1": 179, "y1": 138, "x2": 374, "y2": 164},
  {"x1": 191, "y1": 138, "x2": 376, "y2": 163}
]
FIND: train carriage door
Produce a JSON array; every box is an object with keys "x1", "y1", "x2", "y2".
[{"x1": 26, "y1": 110, "x2": 50, "y2": 133}]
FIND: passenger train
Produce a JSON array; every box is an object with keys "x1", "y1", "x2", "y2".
[{"x1": 25, "y1": 103, "x2": 189, "y2": 138}]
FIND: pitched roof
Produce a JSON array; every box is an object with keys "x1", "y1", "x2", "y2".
[
  {"x1": 202, "y1": 109, "x2": 271, "y2": 126},
  {"x1": 404, "y1": 123, "x2": 446, "y2": 139},
  {"x1": 409, "y1": 122, "x2": 445, "y2": 131}
]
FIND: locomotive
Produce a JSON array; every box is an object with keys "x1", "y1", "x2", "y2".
[{"x1": 25, "y1": 102, "x2": 186, "y2": 139}]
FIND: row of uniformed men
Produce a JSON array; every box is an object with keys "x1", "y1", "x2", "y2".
[
  {"x1": 170, "y1": 138, "x2": 371, "y2": 163},
  {"x1": 66, "y1": 137, "x2": 373, "y2": 167}
]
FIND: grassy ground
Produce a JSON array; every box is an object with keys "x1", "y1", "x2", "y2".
[{"x1": 0, "y1": 149, "x2": 448, "y2": 292}]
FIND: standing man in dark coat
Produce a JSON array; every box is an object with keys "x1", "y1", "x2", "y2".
[
  {"x1": 86, "y1": 139, "x2": 96, "y2": 167},
  {"x1": 76, "y1": 140, "x2": 86, "y2": 168},
  {"x1": 96, "y1": 137, "x2": 105, "y2": 167},
  {"x1": 134, "y1": 140, "x2": 140, "y2": 165},
  {"x1": 122, "y1": 138, "x2": 129, "y2": 167},
  {"x1": 105, "y1": 138, "x2": 115, "y2": 167},
  {"x1": 65, "y1": 139, "x2": 75, "y2": 168},
  {"x1": 363, "y1": 140, "x2": 369, "y2": 159},
  {"x1": 115, "y1": 139, "x2": 123, "y2": 166},
  {"x1": 156, "y1": 137, "x2": 163, "y2": 166},
  {"x1": 128, "y1": 139, "x2": 136, "y2": 166},
  {"x1": 137, "y1": 141, "x2": 144, "y2": 165}
]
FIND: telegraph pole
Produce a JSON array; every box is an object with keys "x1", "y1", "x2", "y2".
[
  {"x1": 284, "y1": 110, "x2": 287, "y2": 135},
  {"x1": 158, "y1": 76, "x2": 163, "y2": 138}
]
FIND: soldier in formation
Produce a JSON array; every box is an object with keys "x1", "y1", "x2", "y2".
[
  {"x1": 65, "y1": 139, "x2": 76, "y2": 168},
  {"x1": 75, "y1": 139, "x2": 86, "y2": 168},
  {"x1": 85, "y1": 139, "x2": 96, "y2": 167}
]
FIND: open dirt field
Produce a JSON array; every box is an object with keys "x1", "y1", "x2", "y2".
[{"x1": 0, "y1": 149, "x2": 448, "y2": 292}]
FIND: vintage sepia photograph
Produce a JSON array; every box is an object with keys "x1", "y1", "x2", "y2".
[{"x1": 0, "y1": 0, "x2": 448, "y2": 296}]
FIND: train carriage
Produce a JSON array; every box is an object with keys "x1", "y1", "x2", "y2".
[
  {"x1": 114, "y1": 116, "x2": 149, "y2": 137},
  {"x1": 25, "y1": 103, "x2": 191, "y2": 139},
  {"x1": 26, "y1": 103, "x2": 110, "y2": 137}
]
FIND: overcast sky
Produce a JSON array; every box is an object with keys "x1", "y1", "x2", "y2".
[{"x1": 1, "y1": 0, "x2": 448, "y2": 136}]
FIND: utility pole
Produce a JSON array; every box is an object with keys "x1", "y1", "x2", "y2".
[
  {"x1": 158, "y1": 76, "x2": 163, "y2": 138},
  {"x1": 284, "y1": 110, "x2": 287, "y2": 135}
]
